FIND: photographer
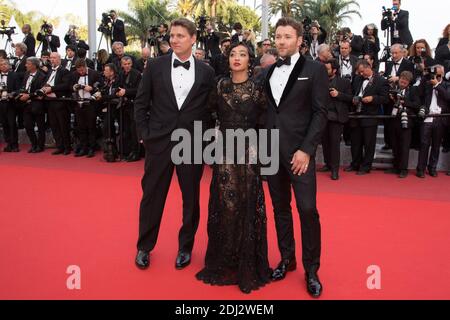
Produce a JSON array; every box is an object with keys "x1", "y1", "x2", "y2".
[
  {"x1": 204, "y1": 23, "x2": 221, "y2": 59},
  {"x1": 416, "y1": 65, "x2": 450, "y2": 178},
  {"x1": 110, "y1": 10, "x2": 127, "y2": 46},
  {"x1": 319, "y1": 59, "x2": 352, "y2": 180},
  {"x1": 12, "y1": 24, "x2": 35, "y2": 58},
  {"x1": 135, "y1": 47, "x2": 151, "y2": 73},
  {"x1": 0, "y1": 59, "x2": 20, "y2": 152},
  {"x1": 317, "y1": 44, "x2": 333, "y2": 63},
  {"x1": 64, "y1": 25, "x2": 90, "y2": 51},
  {"x1": 13, "y1": 43, "x2": 27, "y2": 82},
  {"x1": 118, "y1": 56, "x2": 142, "y2": 162},
  {"x1": 304, "y1": 21, "x2": 327, "y2": 60},
  {"x1": 77, "y1": 48, "x2": 95, "y2": 70},
  {"x1": 110, "y1": 42, "x2": 135, "y2": 70},
  {"x1": 362, "y1": 24, "x2": 380, "y2": 69},
  {"x1": 156, "y1": 23, "x2": 170, "y2": 55},
  {"x1": 385, "y1": 71, "x2": 421, "y2": 178},
  {"x1": 62, "y1": 45, "x2": 78, "y2": 72},
  {"x1": 383, "y1": 44, "x2": 414, "y2": 150},
  {"x1": 408, "y1": 39, "x2": 435, "y2": 85},
  {"x1": 17, "y1": 57, "x2": 47, "y2": 153},
  {"x1": 340, "y1": 27, "x2": 364, "y2": 58},
  {"x1": 338, "y1": 40, "x2": 358, "y2": 81},
  {"x1": 210, "y1": 38, "x2": 230, "y2": 80},
  {"x1": 41, "y1": 52, "x2": 71, "y2": 155},
  {"x1": 37, "y1": 22, "x2": 60, "y2": 53},
  {"x1": 346, "y1": 59, "x2": 389, "y2": 175},
  {"x1": 435, "y1": 25, "x2": 450, "y2": 73},
  {"x1": 231, "y1": 22, "x2": 243, "y2": 44},
  {"x1": 381, "y1": 0, "x2": 413, "y2": 48},
  {"x1": 69, "y1": 59, "x2": 101, "y2": 158}
]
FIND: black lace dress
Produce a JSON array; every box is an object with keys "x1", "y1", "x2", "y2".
[{"x1": 196, "y1": 78, "x2": 272, "y2": 294}]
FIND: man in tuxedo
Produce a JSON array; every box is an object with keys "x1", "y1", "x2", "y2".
[
  {"x1": 117, "y1": 56, "x2": 142, "y2": 162},
  {"x1": 13, "y1": 43, "x2": 27, "y2": 83},
  {"x1": 204, "y1": 23, "x2": 221, "y2": 59},
  {"x1": 110, "y1": 10, "x2": 127, "y2": 46},
  {"x1": 0, "y1": 60, "x2": 20, "y2": 152},
  {"x1": 384, "y1": 71, "x2": 421, "y2": 178},
  {"x1": 156, "y1": 23, "x2": 170, "y2": 55},
  {"x1": 416, "y1": 65, "x2": 450, "y2": 178},
  {"x1": 135, "y1": 47, "x2": 151, "y2": 73},
  {"x1": 210, "y1": 38, "x2": 231, "y2": 79},
  {"x1": 69, "y1": 59, "x2": 101, "y2": 157},
  {"x1": 346, "y1": 60, "x2": 390, "y2": 175},
  {"x1": 265, "y1": 18, "x2": 328, "y2": 298},
  {"x1": 338, "y1": 40, "x2": 358, "y2": 82},
  {"x1": 230, "y1": 22, "x2": 243, "y2": 44},
  {"x1": 37, "y1": 23, "x2": 60, "y2": 53},
  {"x1": 134, "y1": 18, "x2": 215, "y2": 270},
  {"x1": 17, "y1": 57, "x2": 47, "y2": 153},
  {"x1": 319, "y1": 59, "x2": 353, "y2": 180},
  {"x1": 340, "y1": 27, "x2": 364, "y2": 58},
  {"x1": 41, "y1": 52, "x2": 72, "y2": 155},
  {"x1": 13, "y1": 24, "x2": 35, "y2": 58},
  {"x1": 383, "y1": 44, "x2": 415, "y2": 150},
  {"x1": 381, "y1": 0, "x2": 413, "y2": 48},
  {"x1": 62, "y1": 45, "x2": 78, "y2": 73},
  {"x1": 110, "y1": 42, "x2": 136, "y2": 70}
]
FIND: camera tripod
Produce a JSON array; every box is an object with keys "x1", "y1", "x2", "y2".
[{"x1": 98, "y1": 31, "x2": 111, "y2": 54}]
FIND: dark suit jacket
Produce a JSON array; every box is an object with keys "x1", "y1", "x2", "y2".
[
  {"x1": 265, "y1": 55, "x2": 329, "y2": 159},
  {"x1": 112, "y1": 19, "x2": 127, "y2": 46},
  {"x1": 64, "y1": 34, "x2": 90, "y2": 51},
  {"x1": 69, "y1": 69, "x2": 102, "y2": 92},
  {"x1": 422, "y1": 81, "x2": 450, "y2": 115},
  {"x1": 134, "y1": 53, "x2": 215, "y2": 154},
  {"x1": 36, "y1": 33, "x2": 60, "y2": 52},
  {"x1": 23, "y1": 34, "x2": 36, "y2": 57},
  {"x1": 44, "y1": 66, "x2": 70, "y2": 97},
  {"x1": 329, "y1": 76, "x2": 353, "y2": 123},
  {"x1": 385, "y1": 58, "x2": 415, "y2": 78},
  {"x1": 1, "y1": 71, "x2": 20, "y2": 93},
  {"x1": 350, "y1": 35, "x2": 364, "y2": 58},
  {"x1": 381, "y1": 10, "x2": 413, "y2": 46},
  {"x1": 14, "y1": 56, "x2": 27, "y2": 83},
  {"x1": 338, "y1": 55, "x2": 359, "y2": 79},
  {"x1": 20, "y1": 70, "x2": 47, "y2": 111},
  {"x1": 119, "y1": 68, "x2": 142, "y2": 101},
  {"x1": 351, "y1": 74, "x2": 390, "y2": 127},
  {"x1": 62, "y1": 58, "x2": 78, "y2": 73}
]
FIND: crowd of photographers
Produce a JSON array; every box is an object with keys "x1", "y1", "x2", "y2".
[{"x1": 0, "y1": 1, "x2": 450, "y2": 177}]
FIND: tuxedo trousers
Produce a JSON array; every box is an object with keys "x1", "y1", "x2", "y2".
[
  {"x1": 321, "y1": 121, "x2": 344, "y2": 171},
  {"x1": 350, "y1": 125, "x2": 378, "y2": 171},
  {"x1": 0, "y1": 101, "x2": 18, "y2": 148},
  {"x1": 47, "y1": 100, "x2": 71, "y2": 150}
]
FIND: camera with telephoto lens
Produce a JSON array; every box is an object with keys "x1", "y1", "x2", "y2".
[
  {"x1": 413, "y1": 48, "x2": 427, "y2": 64},
  {"x1": 423, "y1": 66, "x2": 439, "y2": 82},
  {"x1": 0, "y1": 82, "x2": 10, "y2": 101},
  {"x1": 418, "y1": 106, "x2": 427, "y2": 119},
  {"x1": 390, "y1": 88, "x2": 409, "y2": 129},
  {"x1": 302, "y1": 16, "x2": 312, "y2": 38},
  {"x1": 41, "y1": 21, "x2": 52, "y2": 35},
  {"x1": 0, "y1": 20, "x2": 16, "y2": 38},
  {"x1": 197, "y1": 16, "x2": 207, "y2": 32},
  {"x1": 73, "y1": 84, "x2": 87, "y2": 91}
]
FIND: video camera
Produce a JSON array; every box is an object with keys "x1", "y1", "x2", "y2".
[
  {"x1": 0, "y1": 20, "x2": 16, "y2": 38},
  {"x1": 302, "y1": 16, "x2": 312, "y2": 37},
  {"x1": 98, "y1": 12, "x2": 113, "y2": 35},
  {"x1": 40, "y1": 21, "x2": 52, "y2": 35},
  {"x1": 197, "y1": 16, "x2": 208, "y2": 32}
]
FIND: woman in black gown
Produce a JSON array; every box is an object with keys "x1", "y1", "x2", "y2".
[{"x1": 196, "y1": 43, "x2": 272, "y2": 294}]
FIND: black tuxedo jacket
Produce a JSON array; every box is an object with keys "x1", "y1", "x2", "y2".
[
  {"x1": 62, "y1": 58, "x2": 78, "y2": 73},
  {"x1": 23, "y1": 34, "x2": 36, "y2": 57},
  {"x1": 381, "y1": 10, "x2": 413, "y2": 46},
  {"x1": 395, "y1": 86, "x2": 421, "y2": 127},
  {"x1": 351, "y1": 74, "x2": 390, "y2": 127},
  {"x1": 385, "y1": 58, "x2": 415, "y2": 78},
  {"x1": 119, "y1": 68, "x2": 142, "y2": 100},
  {"x1": 422, "y1": 81, "x2": 450, "y2": 115},
  {"x1": 264, "y1": 55, "x2": 329, "y2": 159},
  {"x1": 112, "y1": 19, "x2": 127, "y2": 46},
  {"x1": 14, "y1": 56, "x2": 27, "y2": 83},
  {"x1": 69, "y1": 69, "x2": 102, "y2": 90},
  {"x1": 350, "y1": 35, "x2": 364, "y2": 58},
  {"x1": 134, "y1": 53, "x2": 215, "y2": 154},
  {"x1": 20, "y1": 70, "x2": 47, "y2": 92},
  {"x1": 329, "y1": 76, "x2": 353, "y2": 123},
  {"x1": 1, "y1": 71, "x2": 20, "y2": 93},
  {"x1": 339, "y1": 55, "x2": 359, "y2": 79},
  {"x1": 37, "y1": 33, "x2": 61, "y2": 52},
  {"x1": 44, "y1": 66, "x2": 70, "y2": 97}
]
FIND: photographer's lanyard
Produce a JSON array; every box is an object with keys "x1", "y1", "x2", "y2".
[
  {"x1": 25, "y1": 74, "x2": 35, "y2": 93},
  {"x1": 14, "y1": 57, "x2": 23, "y2": 72},
  {"x1": 359, "y1": 79, "x2": 370, "y2": 97},
  {"x1": 47, "y1": 68, "x2": 57, "y2": 86}
]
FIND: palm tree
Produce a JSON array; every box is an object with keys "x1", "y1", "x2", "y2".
[
  {"x1": 119, "y1": 0, "x2": 176, "y2": 48},
  {"x1": 176, "y1": 0, "x2": 195, "y2": 17},
  {"x1": 192, "y1": 0, "x2": 234, "y2": 19},
  {"x1": 268, "y1": 0, "x2": 305, "y2": 18},
  {"x1": 304, "y1": 0, "x2": 361, "y2": 39}
]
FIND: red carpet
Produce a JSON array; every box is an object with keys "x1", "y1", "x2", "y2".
[{"x1": 1, "y1": 147, "x2": 450, "y2": 300}]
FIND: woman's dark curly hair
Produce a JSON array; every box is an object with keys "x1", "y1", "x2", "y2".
[{"x1": 226, "y1": 41, "x2": 256, "y2": 76}]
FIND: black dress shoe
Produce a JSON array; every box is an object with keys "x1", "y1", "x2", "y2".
[
  {"x1": 317, "y1": 166, "x2": 331, "y2": 173},
  {"x1": 306, "y1": 272, "x2": 323, "y2": 298},
  {"x1": 63, "y1": 149, "x2": 72, "y2": 155},
  {"x1": 429, "y1": 170, "x2": 438, "y2": 178},
  {"x1": 135, "y1": 250, "x2": 150, "y2": 270},
  {"x1": 344, "y1": 166, "x2": 357, "y2": 172},
  {"x1": 399, "y1": 170, "x2": 408, "y2": 178},
  {"x1": 331, "y1": 171, "x2": 339, "y2": 180},
  {"x1": 126, "y1": 152, "x2": 140, "y2": 162},
  {"x1": 447, "y1": 171, "x2": 450, "y2": 176},
  {"x1": 75, "y1": 149, "x2": 87, "y2": 157},
  {"x1": 28, "y1": 146, "x2": 37, "y2": 153},
  {"x1": 3, "y1": 145, "x2": 12, "y2": 152},
  {"x1": 416, "y1": 170, "x2": 425, "y2": 178},
  {"x1": 175, "y1": 252, "x2": 191, "y2": 270},
  {"x1": 86, "y1": 149, "x2": 95, "y2": 158},
  {"x1": 271, "y1": 258, "x2": 297, "y2": 281},
  {"x1": 356, "y1": 169, "x2": 370, "y2": 176},
  {"x1": 35, "y1": 146, "x2": 44, "y2": 153},
  {"x1": 52, "y1": 148, "x2": 64, "y2": 155}
]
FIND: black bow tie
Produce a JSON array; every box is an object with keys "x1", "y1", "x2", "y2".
[
  {"x1": 394, "y1": 62, "x2": 400, "y2": 65},
  {"x1": 1, "y1": 73, "x2": 8, "y2": 77},
  {"x1": 276, "y1": 56, "x2": 291, "y2": 68},
  {"x1": 173, "y1": 59, "x2": 190, "y2": 70}
]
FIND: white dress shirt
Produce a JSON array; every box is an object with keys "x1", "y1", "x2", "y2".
[
  {"x1": 424, "y1": 82, "x2": 443, "y2": 123},
  {"x1": 391, "y1": 58, "x2": 403, "y2": 77},
  {"x1": 25, "y1": 72, "x2": 36, "y2": 93},
  {"x1": 1, "y1": 72, "x2": 8, "y2": 86},
  {"x1": 269, "y1": 52, "x2": 300, "y2": 107},
  {"x1": 171, "y1": 52, "x2": 195, "y2": 110},
  {"x1": 340, "y1": 55, "x2": 353, "y2": 78},
  {"x1": 78, "y1": 71, "x2": 91, "y2": 99},
  {"x1": 47, "y1": 67, "x2": 59, "y2": 87},
  {"x1": 65, "y1": 59, "x2": 73, "y2": 71},
  {"x1": 15, "y1": 56, "x2": 24, "y2": 72}
]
